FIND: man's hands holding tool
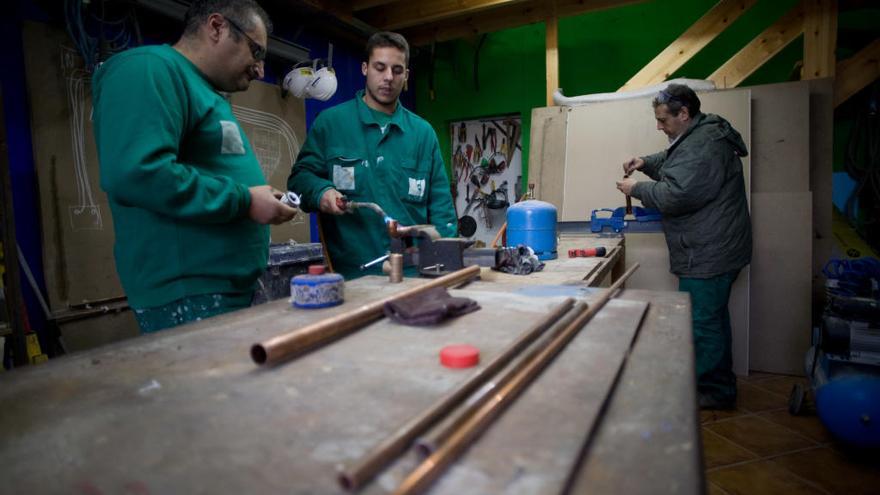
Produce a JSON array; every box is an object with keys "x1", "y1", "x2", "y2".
[
  {"x1": 616, "y1": 157, "x2": 643, "y2": 196},
  {"x1": 248, "y1": 185, "x2": 298, "y2": 225},
  {"x1": 320, "y1": 188, "x2": 348, "y2": 215},
  {"x1": 622, "y1": 156, "x2": 644, "y2": 176}
]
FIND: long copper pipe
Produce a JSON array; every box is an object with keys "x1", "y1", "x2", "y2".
[
  {"x1": 414, "y1": 301, "x2": 587, "y2": 456},
  {"x1": 392, "y1": 263, "x2": 640, "y2": 495},
  {"x1": 337, "y1": 298, "x2": 577, "y2": 491},
  {"x1": 250, "y1": 264, "x2": 481, "y2": 365}
]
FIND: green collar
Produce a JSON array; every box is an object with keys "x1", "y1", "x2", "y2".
[{"x1": 355, "y1": 89, "x2": 407, "y2": 133}]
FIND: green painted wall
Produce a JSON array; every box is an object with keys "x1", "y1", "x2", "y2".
[{"x1": 411, "y1": 0, "x2": 826, "y2": 194}]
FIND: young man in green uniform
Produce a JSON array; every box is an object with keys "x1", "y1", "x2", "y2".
[
  {"x1": 93, "y1": 0, "x2": 297, "y2": 333},
  {"x1": 617, "y1": 84, "x2": 752, "y2": 410},
  {"x1": 287, "y1": 32, "x2": 457, "y2": 279}
]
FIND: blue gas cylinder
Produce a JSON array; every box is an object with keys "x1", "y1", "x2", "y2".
[{"x1": 506, "y1": 200, "x2": 558, "y2": 260}]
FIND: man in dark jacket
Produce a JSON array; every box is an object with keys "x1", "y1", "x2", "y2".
[{"x1": 616, "y1": 83, "x2": 752, "y2": 409}]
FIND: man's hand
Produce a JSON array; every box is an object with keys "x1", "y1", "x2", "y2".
[
  {"x1": 248, "y1": 185, "x2": 298, "y2": 225},
  {"x1": 616, "y1": 178, "x2": 637, "y2": 196},
  {"x1": 319, "y1": 189, "x2": 347, "y2": 215},
  {"x1": 623, "y1": 157, "x2": 644, "y2": 177}
]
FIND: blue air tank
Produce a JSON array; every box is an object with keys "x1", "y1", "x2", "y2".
[{"x1": 506, "y1": 200, "x2": 558, "y2": 260}]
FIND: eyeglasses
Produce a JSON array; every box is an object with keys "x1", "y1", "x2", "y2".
[{"x1": 225, "y1": 16, "x2": 267, "y2": 62}]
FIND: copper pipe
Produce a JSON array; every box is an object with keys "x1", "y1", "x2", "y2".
[
  {"x1": 337, "y1": 298, "x2": 576, "y2": 491},
  {"x1": 414, "y1": 300, "x2": 586, "y2": 456},
  {"x1": 490, "y1": 222, "x2": 506, "y2": 248},
  {"x1": 347, "y1": 201, "x2": 388, "y2": 219},
  {"x1": 623, "y1": 173, "x2": 633, "y2": 216},
  {"x1": 250, "y1": 265, "x2": 481, "y2": 366},
  {"x1": 623, "y1": 172, "x2": 633, "y2": 216},
  {"x1": 392, "y1": 263, "x2": 640, "y2": 495}
]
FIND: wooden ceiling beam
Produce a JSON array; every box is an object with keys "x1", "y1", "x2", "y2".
[
  {"x1": 351, "y1": 0, "x2": 400, "y2": 11},
  {"x1": 400, "y1": 0, "x2": 644, "y2": 47},
  {"x1": 802, "y1": 0, "x2": 838, "y2": 80},
  {"x1": 618, "y1": 0, "x2": 757, "y2": 92},
  {"x1": 834, "y1": 37, "x2": 880, "y2": 107},
  {"x1": 708, "y1": 1, "x2": 805, "y2": 89},
  {"x1": 285, "y1": 0, "x2": 377, "y2": 37},
  {"x1": 360, "y1": 0, "x2": 530, "y2": 31}
]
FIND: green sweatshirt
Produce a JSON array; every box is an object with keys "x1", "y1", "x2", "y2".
[
  {"x1": 288, "y1": 91, "x2": 457, "y2": 278},
  {"x1": 93, "y1": 44, "x2": 268, "y2": 308}
]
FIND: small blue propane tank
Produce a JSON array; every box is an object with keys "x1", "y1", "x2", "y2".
[{"x1": 506, "y1": 200, "x2": 558, "y2": 260}]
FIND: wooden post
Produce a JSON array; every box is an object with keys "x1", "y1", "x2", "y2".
[
  {"x1": 546, "y1": 3, "x2": 559, "y2": 107},
  {"x1": 803, "y1": 0, "x2": 838, "y2": 80}
]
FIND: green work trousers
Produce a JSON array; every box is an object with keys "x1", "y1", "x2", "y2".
[
  {"x1": 679, "y1": 270, "x2": 740, "y2": 402},
  {"x1": 132, "y1": 292, "x2": 253, "y2": 334}
]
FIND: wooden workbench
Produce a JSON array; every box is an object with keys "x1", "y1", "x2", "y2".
[{"x1": 0, "y1": 234, "x2": 700, "y2": 494}]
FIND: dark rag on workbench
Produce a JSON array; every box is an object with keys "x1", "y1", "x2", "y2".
[{"x1": 383, "y1": 287, "x2": 480, "y2": 325}]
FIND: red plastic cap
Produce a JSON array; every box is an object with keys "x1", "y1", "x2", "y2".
[
  {"x1": 440, "y1": 345, "x2": 480, "y2": 369},
  {"x1": 308, "y1": 265, "x2": 326, "y2": 275}
]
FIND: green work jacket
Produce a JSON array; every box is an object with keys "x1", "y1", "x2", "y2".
[
  {"x1": 93, "y1": 45, "x2": 268, "y2": 308},
  {"x1": 288, "y1": 91, "x2": 457, "y2": 278}
]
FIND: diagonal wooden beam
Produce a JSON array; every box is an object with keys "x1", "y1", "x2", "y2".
[
  {"x1": 802, "y1": 0, "x2": 838, "y2": 80},
  {"x1": 834, "y1": 37, "x2": 880, "y2": 107},
  {"x1": 360, "y1": 0, "x2": 531, "y2": 31},
  {"x1": 619, "y1": 0, "x2": 757, "y2": 92},
  {"x1": 401, "y1": 0, "x2": 644, "y2": 47},
  {"x1": 708, "y1": 1, "x2": 805, "y2": 89}
]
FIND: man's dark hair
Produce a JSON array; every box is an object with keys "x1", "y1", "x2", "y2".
[
  {"x1": 653, "y1": 83, "x2": 701, "y2": 117},
  {"x1": 365, "y1": 31, "x2": 409, "y2": 65},
  {"x1": 183, "y1": 0, "x2": 273, "y2": 38}
]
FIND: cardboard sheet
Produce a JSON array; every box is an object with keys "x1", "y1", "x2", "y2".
[
  {"x1": 24, "y1": 22, "x2": 308, "y2": 309},
  {"x1": 559, "y1": 88, "x2": 751, "y2": 221}
]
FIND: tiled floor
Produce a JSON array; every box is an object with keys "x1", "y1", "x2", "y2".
[{"x1": 701, "y1": 372, "x2": 880, "y2": 495}]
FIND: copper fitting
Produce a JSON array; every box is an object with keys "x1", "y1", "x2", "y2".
[{"x1": 389, "y1": 254, "x2": 403, "y2": 283}]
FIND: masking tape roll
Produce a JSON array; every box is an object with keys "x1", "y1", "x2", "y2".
[{"x1": 291, "y1": 265, "x2": 344, "y2": 308}]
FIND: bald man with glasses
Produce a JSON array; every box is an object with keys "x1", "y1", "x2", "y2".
[
  {"x1": 617, "y1": 83, "x2": 752, "y2": 410},
  {"x1": 93, "y1": 0, "x2": 296, "y2": 333}
]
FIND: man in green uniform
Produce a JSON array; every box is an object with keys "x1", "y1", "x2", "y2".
[
  {"x1": 93, "y1": 0, "x2": 297, "y2": 333},
  {"x1": 617, "y1": 84, "x2": 752, "y2": 409},
  {"x1": 287, "y1": 32, "x2": 457, "y2": 279}
]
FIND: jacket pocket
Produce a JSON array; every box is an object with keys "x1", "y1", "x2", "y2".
[
  {"x1": 329, "y1": 152, "x2": 369, "y2": 197},
  {"x1": 679, "y1": 233, "x2": 694, "y2": 270},
  {"x1": 399, "y1": 159, "x2": 428, "y2": 204}
]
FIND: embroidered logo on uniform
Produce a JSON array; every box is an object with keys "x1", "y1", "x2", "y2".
[
  {"x1": 408, "y1": 178, "x2": 425, "y2": 197},
  {"x1": 333, "y1": 165, "x2": 356, "y2": 190},
  {"x1": 220, "y1": 120, "x2": 245, "y2": 154}
]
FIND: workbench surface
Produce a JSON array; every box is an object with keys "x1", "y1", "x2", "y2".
[{"x1": 0, "y1": 235, "x2": 700, "y2": 494}]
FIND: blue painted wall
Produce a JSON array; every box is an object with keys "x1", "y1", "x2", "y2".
[{"x1": 1, "y1": 2, "x2": 52, "y2": 355}]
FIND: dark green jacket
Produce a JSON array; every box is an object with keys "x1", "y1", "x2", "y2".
[
  {"x1": 631, "y1": 113, "x2": 752, "y2": 278},
  {"x1": 287, "y1": 91, "x2": 457, "y2": 278},
  {"x1": 93, "y1": 45, "x2": 268, "y2": 308}
]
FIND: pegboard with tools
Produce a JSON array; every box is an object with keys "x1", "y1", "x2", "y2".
[{"x1": 449, "y1": 115, "x2": 523, "y2": 246}]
